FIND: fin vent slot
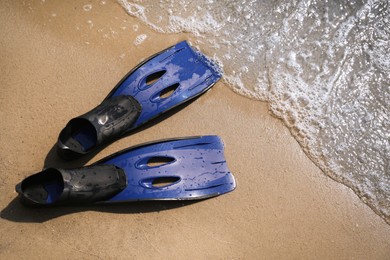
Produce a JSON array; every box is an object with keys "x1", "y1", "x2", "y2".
[
  {"x1": 145, "y1": 70, "x2": 166, "y2": 86},
  {"x1": 140, "y1": 176, "x2": 181, "y2": 188},
  {"x1": 147, "y1": 156, "x2": 175, "y2": 167},
  {"x1": 152, "y1": 177, "x2": 180, "y2": 188},
  {"x1": 159, "y1": 83, "x2": 180, "y2": 99},
  {"x1": 136, "y1": 156, "x2": 176, "y2": 169}
]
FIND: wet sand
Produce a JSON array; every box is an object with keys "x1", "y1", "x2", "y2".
[{"x1": 1, "y1": 1, "x2": 389, "y2": 259}]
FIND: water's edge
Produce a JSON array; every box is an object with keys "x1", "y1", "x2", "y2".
[{"x1": 117, "y1": 0, "x2": 390, "y2": 225}]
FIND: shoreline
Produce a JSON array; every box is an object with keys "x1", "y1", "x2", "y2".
[{"x1": 0, "y1": 1, "x2": 389, "y2": 258}]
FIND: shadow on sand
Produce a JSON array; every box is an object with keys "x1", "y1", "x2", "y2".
[{"x1": 1, "y1": 197, "x2": 200, "y2": 223}]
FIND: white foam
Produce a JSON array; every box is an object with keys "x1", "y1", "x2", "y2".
[
  {"x1": 134, "y1": 34, "x2": 147, "y2": 45},
  {"x1": 83, "y1": 4, "x2": 92, "y2": 12},
  {"x1": 167, "y1": 12, "x2": 222, "y2": 36}
]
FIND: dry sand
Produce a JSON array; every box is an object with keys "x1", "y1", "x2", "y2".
[{"x1": 1, "y1": 1, "x2": 389, "y2": 259}]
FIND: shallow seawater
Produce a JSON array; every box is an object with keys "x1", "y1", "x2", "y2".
[{"x1": 115, "y1": 0, "x2": 390, "y2": 224}]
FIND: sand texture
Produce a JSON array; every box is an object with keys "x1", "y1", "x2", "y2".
[{"x1": 1, "y1": 1, "x2": 389, "y2": 259}]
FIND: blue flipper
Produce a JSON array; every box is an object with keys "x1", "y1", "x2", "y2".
[
  {"x1": 57, "y1": 41, "x2": 221, "y2": 160},
  {"x1": 16, "y1": 136, "x2": 236, "y2": 206}
]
